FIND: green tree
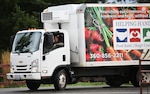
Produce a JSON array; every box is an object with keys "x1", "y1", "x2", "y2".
[
  {"x1": 0, "y1": 0, "x2": 51, "y2": 50},
  {"x1": 12, "y1": 5, "x2": 38, "y2": 31},
  {"x1": 0, "y1": 0, "x2": 18, "y2": 50}
]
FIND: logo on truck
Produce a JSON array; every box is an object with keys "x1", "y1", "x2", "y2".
[
  {"x1": 130, "y1": 28, "x2": 141, "y2": 42},
  {"x1": 116, "y1": 29, "x2": 127, "y2": 42},
  {"x1": 143, "y1": 28, "x2": 150, "y2": 42}
]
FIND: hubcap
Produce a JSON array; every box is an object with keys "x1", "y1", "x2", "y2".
[{"x1": 59, "y1": 73, "x2": 66, "y2": 88}]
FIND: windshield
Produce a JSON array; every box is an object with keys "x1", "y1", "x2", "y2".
[{"x1": 12, "y1": 32, "x2": 41, "y2": 53}]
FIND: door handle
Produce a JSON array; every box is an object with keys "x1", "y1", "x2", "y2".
[
  {"x1": 43, "y1": 56, "x2": 46, "y2": 61},
  {"x1": 63, "y1": 55, "x2": 66, "y2": 61}
]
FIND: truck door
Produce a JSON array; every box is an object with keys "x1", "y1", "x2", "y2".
[{"x1": 41, "y1": 32, "x2": 66, "y2": 77}]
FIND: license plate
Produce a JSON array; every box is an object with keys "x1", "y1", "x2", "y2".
[{"x1": 15, "y1": 75, "x2": 21, "y2": 80}]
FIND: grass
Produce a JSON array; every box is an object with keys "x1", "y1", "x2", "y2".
[
  {"x1": 34, "y1": 82, "x2": 107, "y2": 89},
  {"x1": 41, "y1": 82, "x2": 107, "y2": 88},
  {"x1": 68, "y1": 82, "x2": 106, "y2": 86}
]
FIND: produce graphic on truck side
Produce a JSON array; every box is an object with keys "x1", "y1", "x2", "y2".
[{"x1": 85, "y1": 6, "x2": 150, "y2": 61}]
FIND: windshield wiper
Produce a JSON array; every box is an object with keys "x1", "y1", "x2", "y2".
[
  {"x1": 15, "y1": 51, "x2": 20, "y2": 55},
  {"x1": 29, "y1": 50, "x2": 33, "y2": 54}
]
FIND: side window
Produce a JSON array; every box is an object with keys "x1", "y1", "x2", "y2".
[
  {"x1": 52, "y1": 33, "x2": 64, "y2": 49},
  {"x1": 43, "y1": 32, "x2": 54, "y2": 54},
  {"x1": 43, "y1": 32, "x2": 64, "y2": 54}
]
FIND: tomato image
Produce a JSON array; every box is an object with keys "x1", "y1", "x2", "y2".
[
  {"x1": 85, "y1": 27, "x2": 91, "y2": 40},
  {"x1": 86, "y1": 53, "x2": 90, "y2": 61},
  {"x1": 90, "y1": 44, "x2": 99, "y2": 53},
  {"x1": 92, "y1": 30, "x2": 102, "y2": 42}
]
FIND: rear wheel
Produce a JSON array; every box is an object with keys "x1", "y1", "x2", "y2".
[
  {"x1": 130, "y1": 69, "x2": 139, "y2": 87},
  {"x1": 106, "y1": 76, "x2": 124, "y2": 87},
  {"x1": 54, "y1": 69, "x2": 67, "y2": 90},
  {"x1": 26, "y1": 80, "x2": 40, "y2": 91}
]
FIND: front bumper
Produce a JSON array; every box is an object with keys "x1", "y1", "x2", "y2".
[{"x1": 7, "y1": 73, "x2": 41, "y2": 80}]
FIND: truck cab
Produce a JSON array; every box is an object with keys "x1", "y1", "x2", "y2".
[{"x1": 7, "y1": 29, "x2": 71, "y2": 90}]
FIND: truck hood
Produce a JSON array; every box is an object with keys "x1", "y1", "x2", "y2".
[{"x1": 10, "y1": 51, "x2": 40, "y2": 73}]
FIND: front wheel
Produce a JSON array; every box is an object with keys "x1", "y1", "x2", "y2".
[
  {"x1": 26, "y1": 80, "x2": 40, "y2": 91},
  {"x1": 54, "y1": 69, "x2": 67, "y2": 90}
]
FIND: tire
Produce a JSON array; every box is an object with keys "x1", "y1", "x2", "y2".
[
  {"x1": 106, "y1": 76, "x2": 123, "y2": 87},
  {"x1": 54, "y1": 69, "x2": 67, "y2": 90},
  {"x1": 26, "y1": 80, "x2": 40, "y2": 91},
  {"x1": 130, "y1": 69, "x2": 139, "y2": 87}
]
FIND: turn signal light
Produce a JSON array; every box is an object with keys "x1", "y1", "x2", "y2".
[{"x1": 28, "y1": 28, "x2": 36, "y2": 30}]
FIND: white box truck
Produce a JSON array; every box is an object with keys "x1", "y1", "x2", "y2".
[{"x1": 7, "y1": 4, "x2": 150, "y2": 90}]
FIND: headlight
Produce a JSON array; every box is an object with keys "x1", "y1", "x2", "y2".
[
  {"x1": 10, "y1": 62, "x2": 14, "y2": 73},
  {"x1": 31, "y1": 59, "x2": 39, "y2": 72}
]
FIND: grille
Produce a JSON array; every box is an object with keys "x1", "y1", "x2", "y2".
[{"x1": 14, "y1": 65, "x2": 31, "y2": 73}]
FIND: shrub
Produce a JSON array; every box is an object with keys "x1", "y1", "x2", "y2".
[
  {"x1": 0, "y1": 50, "x2": 10, "y2": 84},
  {"x1": 1, "y1": 50, "x2": 10, "y2": 73}
]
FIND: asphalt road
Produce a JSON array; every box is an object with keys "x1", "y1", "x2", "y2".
[{"x1": 0, "y1": 85, "x2": 150, "y2": 94}]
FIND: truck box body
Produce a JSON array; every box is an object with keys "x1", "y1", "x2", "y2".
[{"x1": 42, "y1": 4, "x2": 150, "y2": 67}]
